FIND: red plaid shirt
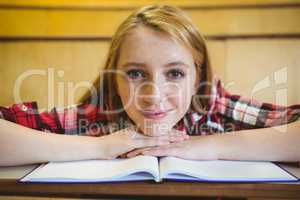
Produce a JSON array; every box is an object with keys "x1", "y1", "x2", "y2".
[{"x1": 1, "y1": 78, "x2": 299, "y2": 136}]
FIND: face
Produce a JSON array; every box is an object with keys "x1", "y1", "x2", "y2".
[{"x1": 116, "y1": 26, "x2": 198, "y2": 136}]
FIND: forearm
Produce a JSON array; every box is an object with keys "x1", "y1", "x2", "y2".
[
  {"x1": 206, "y1": 120, "x2": 300, "y2": 162},
  {"x1": 0, "y1": 119, "x2": 109, "y2": 166}
]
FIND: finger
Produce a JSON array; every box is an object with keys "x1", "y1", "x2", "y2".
[
  {"x1": 160, "y1": 133, "x2": 189, "y2": 143},
  {"x1": 132, "y1": 128, "x2": 189, "y2": 141},
  {"x1": 168, "y1": 129, "x2": 189, "y2": 140},
  {"x1": 168, "y1": 135, "x2": 187, "y2": 142},
  {"x1": 142, "y1": 134, "x2": 181, "y2": 143},
  {"x1": 131, "y1": 130, "x2": 188, "y2": 147},
  {"x1": 134, "y1": 133, "x2": 174, "y2": 143},
  {"x1": 126, "y1": 147, "x2": 153, "y2": 158},
  {"x1": 134, "y1": 137, "x2": 170, "y2": 148},
  {"x1": 126, "y1": 149, "x2": 141, "y2": 158},
  {"x1": 136, "y1": 136, "x2": 184, "y2": 148},
  {"x1": 168, "y1": 129, "x2": 186, "y2": 136},
  {"x1": 142, "y1": 148, "x2": 175, "y2": 157}
]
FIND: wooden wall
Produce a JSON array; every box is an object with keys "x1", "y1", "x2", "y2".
[{"x1": 0, "y1": 0, "x2": 299, "y2": 110}]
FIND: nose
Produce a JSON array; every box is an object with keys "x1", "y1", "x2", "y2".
[{"x1": 140, "y1": 81, "x2": 165, "y2": 106}]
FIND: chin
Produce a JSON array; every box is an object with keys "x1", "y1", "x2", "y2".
[
  {"x1": 139, "y1": 120, "x2": 176, "y2": 136},
  {"x1": 129, "y1": 110, "x2": 180, "y2": 136}
]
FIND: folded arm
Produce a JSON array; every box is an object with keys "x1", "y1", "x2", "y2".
[{"x1": 211, "y1": 120, "x2": 300, "y2": 161}]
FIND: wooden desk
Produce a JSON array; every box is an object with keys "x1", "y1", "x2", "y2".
[{"x1": 0, "y1": 163, "x2": 300, "y2": 200}]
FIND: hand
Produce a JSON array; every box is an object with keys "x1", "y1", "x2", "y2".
[
  {"x1": 126, "y1": 136, "x2": 218, "y2": 160},
  {"x1": 100, "y1": 126, "x2": 189, "y2": 159}
]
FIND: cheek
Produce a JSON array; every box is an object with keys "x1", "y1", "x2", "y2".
[
  {"x1": 116, "y1": 79, "x2": 142, "y2": 120},
  {"x1": 165, "y1": 82, "x2": 194, "y2": 112},
  {"x1": 116, "y1": 77, "x2": 132, "y2": 108}
]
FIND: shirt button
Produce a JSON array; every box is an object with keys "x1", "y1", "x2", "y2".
[{"x1": 21, "y1": 105, "x2": 28, "y2": 112}]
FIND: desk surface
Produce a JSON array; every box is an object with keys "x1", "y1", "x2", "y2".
[{"x1": 0, "y1": 163, "x2": 300, "y2": 199}]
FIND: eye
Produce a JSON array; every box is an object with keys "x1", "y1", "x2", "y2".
[
  {"x1": 126, "y1": 69, "x2": 146, "y2": 80},
  {"x1": 166, "y1": 69, "x2": 185, "y2": 80}
]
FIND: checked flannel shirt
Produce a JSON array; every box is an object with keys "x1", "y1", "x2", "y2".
[{"x1": 1, "y1": 78, "x2": 300, "y2": 137}]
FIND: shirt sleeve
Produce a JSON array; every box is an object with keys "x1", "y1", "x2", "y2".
[
  {"x1": 0, "y1": 101, "x2": 108, "y2": 135},
  {"x1": 0, "y1": 102, "x2": 64, "y2": 133},
  {"x1": 212, "y1": 79, "x2": 300, "y2": 130}
]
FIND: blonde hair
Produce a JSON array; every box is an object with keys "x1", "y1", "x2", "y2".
[{"x1": 81, "y1": 5, "x2": 212, "y2": 124}]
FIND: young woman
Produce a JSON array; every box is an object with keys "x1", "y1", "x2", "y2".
[{"x1": 1, "y1": 5, "x2": 299, "y2": 166}]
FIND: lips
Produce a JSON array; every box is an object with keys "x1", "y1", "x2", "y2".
[{"x1": 140, "y1": 109, "x2": 174, "y2": 120}]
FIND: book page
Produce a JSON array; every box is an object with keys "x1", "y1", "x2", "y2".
[
  {"x1": 159, "y1": 157, "x2": 297, "y2": 182},
  {"x1": 21, "y1": 155, "x2": 159, "y2": 183}
]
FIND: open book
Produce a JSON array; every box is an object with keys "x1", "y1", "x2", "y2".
[{"x1": 20, "y1": 155, "x2": 298, "y2": 183}]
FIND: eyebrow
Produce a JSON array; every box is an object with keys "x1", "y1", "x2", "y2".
[{"x1": 121, "y1": 61, "x2": 189, "y2": 69}]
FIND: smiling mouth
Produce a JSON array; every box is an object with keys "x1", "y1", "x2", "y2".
[{"x1": 139, "y1": 109, "x2": 175, "y2": 120}]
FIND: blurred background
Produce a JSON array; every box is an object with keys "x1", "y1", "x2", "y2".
[{"x1": 0, "y1": 0, "x2": 299, "y2": 110}]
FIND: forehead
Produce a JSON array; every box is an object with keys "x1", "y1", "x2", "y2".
[{"x1": 117, "y1": 26, "x2": 194, "y2": 67}]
